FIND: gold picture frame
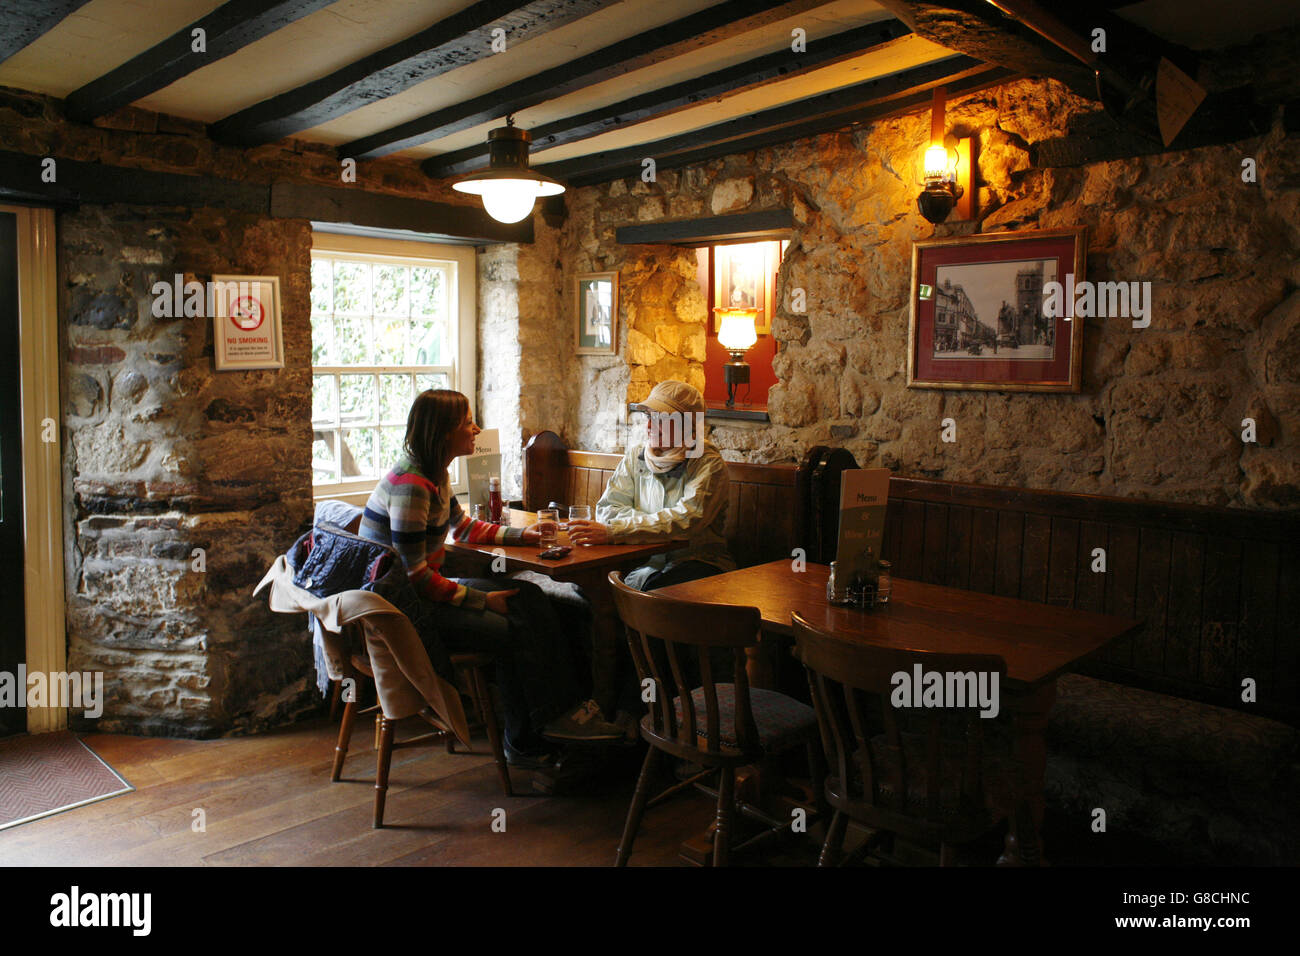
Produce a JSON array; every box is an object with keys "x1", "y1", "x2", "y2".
[
  {"x1": 906, "y1": 228, "x2": 1087, "y2": 392},
  {"x1": 713, "y1": 241, "x2": 779, "y2": 335},
  {"x1": 575, "y1": 271, "x2": 619, "y2": 355}
]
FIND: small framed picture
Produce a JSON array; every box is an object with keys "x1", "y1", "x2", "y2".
[
  {"x1": 212, "y1": 274, "x2": 284, "y2": 371},
  {"x1": 713, "y1": 242, "x2": 780, "y2": 334},
  {"x1": 575, "y1": 272, "x2": 618, "y2": 355},
  {"x1": 907, "y1": 228, "x2": 1086, "y2": 392}
]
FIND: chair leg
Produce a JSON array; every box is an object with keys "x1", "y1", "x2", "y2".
[
  {"x1": 473, "y1": 665, "x2": 512, "y2": 798},
  {"x1": 331, "y1": 697, "x2": 358, "y2": 782},
  {"x1": 615, "y1": 745, "x2": 662, "y2": 867},
  {"x1": 713, "y1": 765, "x2": 735, "y2": 867},
  {"x1": 805, "y1": 740, "x2": 830, "y2": 821},
  {"x1": 819, "y1": 810, "x2": 847, "y2": 867},
  {"x1": 328, "y1": 678, "x2": 342, "y2": 722},
  {"x1": 373, "y1": 715, "x2": 394, "y2": 829}
]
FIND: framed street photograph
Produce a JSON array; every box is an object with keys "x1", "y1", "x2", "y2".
[
  {"x1": 212, "y1": 274, "x2": 284, "y2": 371},
  {"x1": 907, "y1": 228, "x2": 1086, "y2": 392},
  {"x1": 575, "y1": 271, "x2": 618, "y2": 355}
]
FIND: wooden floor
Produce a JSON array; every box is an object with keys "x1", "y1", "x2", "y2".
[{"x1": 0, "y1": 719, "x2": 821, "y2": 867}]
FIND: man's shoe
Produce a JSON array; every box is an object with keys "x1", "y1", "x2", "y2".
[
  {"x1": 542, "y1": 699, "x2": 624, "y2": 742},
  {"x1": 504, "y1": 745, "x2": 558, "y2": 770}
]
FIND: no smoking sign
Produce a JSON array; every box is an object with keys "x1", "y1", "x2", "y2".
[{"x1": 229, "y1": 296, "x2": 265, "y2": 330}]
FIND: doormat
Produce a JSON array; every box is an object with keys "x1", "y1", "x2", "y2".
[{"x1": 0, "y1": 732, "x2": 132, "y2": 831}]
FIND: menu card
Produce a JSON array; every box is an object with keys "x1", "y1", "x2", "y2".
[
  {"x1": 465, "y1": 428, "x2": 500, "y2": 512},
  {"x1": 835, "y1": 468, "x2": 891, "y2": 582}
]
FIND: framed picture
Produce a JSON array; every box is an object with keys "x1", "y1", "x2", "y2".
[
  {"x1": 713, "y1": 241, "x2": 780, "y2": 334},
  {"x1": 575, "y1": 271, "x2": 618, "y2": 355},
  {"x1": 212, "y1": 274, "x2": 284, "y2": 371},
  {"x1": 907, "y1": 228, "x2": 1086, "y2": 392}
]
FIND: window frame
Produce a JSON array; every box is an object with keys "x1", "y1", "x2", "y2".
[{"x1": 310, "y1": 232, "x2": 477, "y2": 503}]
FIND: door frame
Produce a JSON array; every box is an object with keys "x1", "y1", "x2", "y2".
[{"x1": 3, "y1": 205, "x2": 66, "y2": 734}]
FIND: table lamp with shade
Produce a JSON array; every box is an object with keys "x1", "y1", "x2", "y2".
[{"x1": 714, "y1": 307, "x2": 758, "y2": 408}]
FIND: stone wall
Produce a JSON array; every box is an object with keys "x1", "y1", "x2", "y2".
[
  {"x1": 552, "y1": 74, "x2": 1300, "y2": 509},
  {"x1": 0, "y1": 84, "x2": 484, "y2": 736}
]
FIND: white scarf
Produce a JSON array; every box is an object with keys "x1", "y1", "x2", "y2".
[{"x1": 644, "y1": 444, "x2": 687, "y2": 474}]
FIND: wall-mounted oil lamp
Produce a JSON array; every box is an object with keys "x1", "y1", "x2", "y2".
[{"x1": 917, "y1": 87, "x2": 969, "y2": 225}]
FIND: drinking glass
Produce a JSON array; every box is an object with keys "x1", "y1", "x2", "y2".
[
  {"x1": 537, "y1": 508, "x2": 559, "y2": 548},
  {"x1": 470, "y1": 503, "x2": 486, "y2": 522},
  {"x1": 568, "y1": 505, "x2": 593, "y2": 545}
]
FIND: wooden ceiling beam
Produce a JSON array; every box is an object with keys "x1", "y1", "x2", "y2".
[
  {"x1": 0, "y1": 0, "x2": 93, "y2": 65},
  {"x1": 342, "y1": 0, "x2": 834, "y2": 161},
  {"x1": 208, "y1": 0, "x2": 613, "y2": 148},
  {"x1": 533, "y1": 58, "x2": 1012, "y2": 187},
  {"x1": 423, "y1": 18, "x2": 913, "y2": 178},
  {"x1": 64, "y1": 0, "x2": 341, "y2": 124}
]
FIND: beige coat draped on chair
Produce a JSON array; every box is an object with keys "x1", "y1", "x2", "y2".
[{"x1": 255, "y1": 556, "x2": 470, "y2": 748}]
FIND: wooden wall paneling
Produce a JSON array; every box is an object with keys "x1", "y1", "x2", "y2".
[
  {"x1": 1165, "y1": 531, "x2": 1207, "y2": 682},
  {"x1": 898, "y1": 500, "x2": 926, "y2": 580},
  {"x1": 1073, "y1": 520, "x2": 1108, "y2": 614},
  {"x1": 1237, "y1": 540, "x2": 1279, "y2": 704},
  {"x1": 1199, "y1": 536, "x2": 1243, "y2": 693},
  {"x1": 1019, "y1": 512, "x2": 1052, "y2": 605},
  {"x1": 883, "y1": 505, "x2": 904, "y2": 568},
  {"x1": 756, "y1": 481, "x2": 787, "y2": 562},
  {"x1": 1274, "y1": 541, "x2": 1299, "y2": 707},
  {"x1": 1104, "y1": 524, "x2": 1140, "y2": 668},
  {"x1": 968, "y1": 507, "x2": 998, "y2": 594},
  {"x1": 922, "y1": 502, "x2": 948, "y2": 585},
  {"x1": 737, "y1": 480, "x2": 761, "y2": 567},
  {"x1": 1046, "y1": 516, "x2": 1079, "y2": 607},
  {"x1": 944, "y1": 504, "x2": 973, "y2": 590},
  {"x1": 993, "y1": 510, "x2": 1024, "y2": 598},
  {"x1": 1130, "y1": 527, "x2": 1172, "y2": 674}
]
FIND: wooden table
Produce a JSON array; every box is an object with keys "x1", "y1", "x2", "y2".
[
  {"x1": 657, "y1": 560, "x2": 1142, "y2": 865},
  {"x1": 446, "y1": 512, "x2": 678, "y2": 717}
]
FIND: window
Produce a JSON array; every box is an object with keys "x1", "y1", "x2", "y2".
[{"x1": 310, "y1": 234, "x2": 476, "y2": 501}]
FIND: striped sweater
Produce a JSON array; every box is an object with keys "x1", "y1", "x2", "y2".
[{"x1": 359, "y1": 457, "x2": 523, "y2": 611}]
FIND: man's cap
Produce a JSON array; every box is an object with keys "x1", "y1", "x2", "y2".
[{"x1": 630, "y1": 380, "x2": 705, "y2": 417}]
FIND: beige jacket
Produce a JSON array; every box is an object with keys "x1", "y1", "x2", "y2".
[{"x1": 254, "y1": 556, "x2": 470, "y2": 747}]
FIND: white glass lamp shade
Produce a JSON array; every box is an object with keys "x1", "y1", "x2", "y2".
[
  {"x1": 716, "y1": 308, "x2": 758, "y2": 353},
  {"x1": 453, "y1": 177, "x2": 564, "y2": 224},
  {"x1": 923, "y1": 144, "x2": 955, "y2": 183}
]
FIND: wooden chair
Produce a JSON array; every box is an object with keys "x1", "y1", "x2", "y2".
[
  {"x1": 791, "y1": 612, "x2": 1015, "y2": 866},
  {"x1": 331, "y1": 648, "x2": 511, "y2": 828},
  {"x1": 608, "y1": 571, "x2": 823, "y2": 866}
]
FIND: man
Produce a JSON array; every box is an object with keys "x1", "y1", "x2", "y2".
[
  {"x1": 569, "y1": 380, "x2": 735, "y2": 736},
  {"x1": 568, "y1": 380, "x2": 734, "y2": 590}
]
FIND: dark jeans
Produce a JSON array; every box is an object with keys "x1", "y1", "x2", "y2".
[
  {"x1": 615, "y1": 560, "x2": 725, "y2": 716},
  {"x1": 422, "y1": 577, "x2": 584, "y2": 755}
]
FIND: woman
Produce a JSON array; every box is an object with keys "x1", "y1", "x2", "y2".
[{"x1": 360, "y1": 389, "x2": 620, "y2": 768}]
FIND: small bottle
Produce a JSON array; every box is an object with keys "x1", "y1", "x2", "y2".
[
  {"x1": 876, "y1": 560, "x2": 892, "y2": 606},
  {"x1": 488, "y1": 476, "x2": 503, "y2": 523}
]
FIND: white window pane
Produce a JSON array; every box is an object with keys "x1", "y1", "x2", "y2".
[
  {"x1": 380, "y1": 373, "x2": 413, "y2": 423},
  {"x1": 312, "y1": 375, "x2": 337, "y2": 425},
  {"x1": 380, "y1": 426, "x2": 406, "y2": 471},
  {"x1": 341, "y1": 427, "x2": 376, "y2": 478},
  {"x1": 373, "y1": 264, "x2": 409, "y2": 317},
  {"x1": 335, "y1": 314, "x2": 371, "y2": 365},
  {"x1": 310, "y1": 258, "x2": 333, "y2": 314},
  {"x1": 410, "y1": 267, "x2": 444, "y2": 318},
  {"x1": 333, "y1": 260, "x2": 370, "y2": 314},
  {"x1": 375, "y1": 319, "x2": 406, "y2": 365},
  {"x1": 339, "y1": 374, "x2": 376, "y2": 424}
]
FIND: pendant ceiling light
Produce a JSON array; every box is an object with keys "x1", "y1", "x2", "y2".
[{"x1": 452, "y1": 116, "x2": 565, "y2": 224}]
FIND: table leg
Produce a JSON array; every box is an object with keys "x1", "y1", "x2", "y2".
[
  {"x1": 998, "y1": 679, "x2": 1056, "y2": 867},
  {"x1": 564, "y1": 569, "x2": 621, "y2": 719}
]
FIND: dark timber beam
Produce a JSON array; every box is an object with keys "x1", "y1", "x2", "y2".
[
  {"x1": 533, "y1": 58, "x2": 1010, "y2": 187},
  {"x1": 873, "y1": 0, "x2": 1096, "y2": 99},
  {"x1": 0, "y1": 150, "x2": 530, "y2": 242},
  {"x1": 0, "y1": 0, "x2": 93, "y2": 65},
  {"x1": 616, "y1": 209, "x2": 795, "y2": 246},
  {"x1": 424, "y1": 19, "x2": 912, "y2": 178},
  {"x1": 209, "y1": 0, "x2": 612, "y2": 148},
  {"x1": 64, "y1": 0, "x2": 341, "y2": 123},
  {"x1": 346, "y1": 0, "x2": 833, "y2": 161}
]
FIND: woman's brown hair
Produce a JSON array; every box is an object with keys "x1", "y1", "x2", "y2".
[{"x1": 403, "y1": 389, "x2": 469, "y2": 480}]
